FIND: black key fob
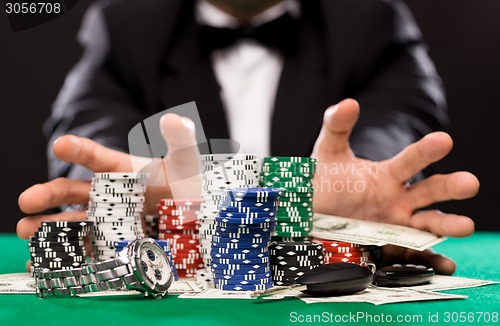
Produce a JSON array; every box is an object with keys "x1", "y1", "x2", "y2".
[
  {"x1": 295, "y1": 262, "x2": 374, "y2": 296},
  {"x1": 374, "y1": 264, "x2": 435, "y2": 287}
]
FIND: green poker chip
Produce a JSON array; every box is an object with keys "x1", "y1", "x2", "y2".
[{"x1": 263, "y1": 156, "x2": 317, "y2": 164}]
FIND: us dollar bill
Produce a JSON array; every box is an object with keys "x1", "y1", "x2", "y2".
[{"x1": 311, "y1": 213, "x2": 446, "y2": 250}]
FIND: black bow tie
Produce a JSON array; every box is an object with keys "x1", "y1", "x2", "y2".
[{"x1": 198, "y1": 13, "x2": 299, "y2": 56}]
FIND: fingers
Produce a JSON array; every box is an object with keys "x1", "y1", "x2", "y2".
[
  {"x1": 312, "y1": 99, "x2": 360, "y2": 156},
  {"x1": 18, "y1": 178, "x2": 91, "y2": 214},
  {"x1": 408, "y1": 172, "x2": 480, "y2": 209},
  {"x1": 17, "y1": 210, "x2": 87, "y2": 239},
  {"x1": 53, "y1": 135, "x2": 132, "y2": 172},
  {"x1": 383, "y1": 245, "x2": 456, "y2": 275},
  {"x1": 404, "y1": 249, "x2": 456, "y2": 275},
  {"x1": 160, "y1": 114, "x2": 201, "y2": 199},
  {"x1": 409, "y1": 210, "x2": 475, "y2": 237},
  {"x1": 388, "y1": 132, "x2": 453, "y2": 183}
]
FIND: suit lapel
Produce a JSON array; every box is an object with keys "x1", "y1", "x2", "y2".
[{"x1": 271, "y1": 0, "x2": 331, "y2": 156}]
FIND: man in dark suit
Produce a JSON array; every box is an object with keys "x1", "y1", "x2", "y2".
[{"x1": 17, "y1": 0, "x2": 479, "y2": 273}]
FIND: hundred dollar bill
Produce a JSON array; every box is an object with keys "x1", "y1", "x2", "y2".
[
  {"x1": 410, "y1": 275, "x2": 499, "y2": 291},
  {"x1": 299, "y1": 287, "x2": 467, "y2": 305},
  {"x1": 311, "y1": 213, "x2": 446, "y2": 250},
  {"x1": 0, "y1": 273, "x2": 36, "y2": 294}
]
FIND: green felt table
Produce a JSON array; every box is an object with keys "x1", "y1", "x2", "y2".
[{"x1": 0, "y1": 233, "x2": 499, "y2": 326}]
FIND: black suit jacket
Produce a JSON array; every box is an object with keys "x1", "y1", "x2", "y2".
[{"x1": 44, "y1": 0, "x2": 447, "y2": 179}]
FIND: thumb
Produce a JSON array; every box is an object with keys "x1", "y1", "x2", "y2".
[
  {"x1": 159, "y1": 113, "x2": 201, "y2": 198},
  {"x1": 312, "y1": 98, "x2": 360, "y2": 157}
]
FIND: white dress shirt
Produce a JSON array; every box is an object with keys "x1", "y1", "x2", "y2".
[{"x1": 196, "y1": 0, "x2": 300, "y2": 157}]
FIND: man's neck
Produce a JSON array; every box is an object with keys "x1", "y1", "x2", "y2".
[{"x1": 207, "y1": 0, "x2": 284, "y2": 22}]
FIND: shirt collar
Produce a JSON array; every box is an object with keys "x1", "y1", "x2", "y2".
[{"x1": 196, "y1": 0, "x2": 300, "y2": 28}]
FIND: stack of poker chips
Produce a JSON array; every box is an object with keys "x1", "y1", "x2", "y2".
[
  {"x1": 260, "y1": 157, "x2": 316, "y2": 240},
  {"x1": 269, "y1": 241, "x2": 323, "y2": 286},
  {"x1": 29, "y1": 221, "x2": 92, "y2": 272},
  {"x1": 199, "y1": 154, "x2": 260, "y2": 268},
  {"x1": 86, "y1": 172, "x2": 148, "y2": 261},
  {"x1": 144, "y1": 214, "x2": 159, "y2": 239},
  {"x1": 157, "y1": 199, "x2": 203, "y2": 278},
  {"x1": 210, "y1": 188, "x2": 282, "y2": 291},
  {"x1": 114, "y1": 239, "x2": 178, "y2": 281},
  {"x1": 313, "y1": 238, "x2": 371, "y2": 264}
]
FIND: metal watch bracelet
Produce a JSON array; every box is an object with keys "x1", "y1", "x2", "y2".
[{"x1": 35, "y1": 258, "x2": 140, "y2": 297}]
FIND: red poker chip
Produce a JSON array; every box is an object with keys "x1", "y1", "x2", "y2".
[
  {"x1": 158, "y1": 217, "x2": 198, "y2": 225},
  {"x1": 160, "y1": 233, "x2": 199, "y2": 240},
  {"x1": 158, "y1": 210, "x2": 200, "y2": 217},
  {"x1": 158, "y1": 224, "x2": 200, "y2": 231},
  {"x1": 324, "y1": 252, "x2": 371, "y2": 258},
  {"x1": 323, "y1": 247, "x2": 370, "y2": 254},
  {"x1": 166, "y1": 238, "x2": 199, "y2": 245},
  {"x1": 313, "y1": 239, "x2": 366, "y2": 247},
  {"x1": 172, "y1": 252, "x2": 202, "y2": 260},
  {"x1": 174, "y1": 261, "x2": 204, "y2": 270},
  {"x1": 170, "y1": 248, "x2": 200, "y2": 255},
  {"x1": 177, "y1": 270, "x2": 200, "y2": 276},
  {"x1": 159, "y1": 229, "x2": 198, "y2": 235},
  {"x1": 324, "y1": 257, "x2": 370, "y2": 264},
  {"x1": 169, "y1": 243, "x2": 200, "y2": 250},
  {"x1": 173, "y1": 257, "x2": 204, "y2": 264}
]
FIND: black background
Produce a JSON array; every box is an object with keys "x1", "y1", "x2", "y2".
[{"x1": 0, "y1": 0, "x2": 499, "y2": 233}]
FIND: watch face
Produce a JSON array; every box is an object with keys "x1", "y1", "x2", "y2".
[{"x1": 136, "y1": 240, "x2": 173, "y2": 293}]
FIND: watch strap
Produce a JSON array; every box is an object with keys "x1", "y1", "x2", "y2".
[{"x1": 35, "y1": 258, "x2": 140, "y2": 297}]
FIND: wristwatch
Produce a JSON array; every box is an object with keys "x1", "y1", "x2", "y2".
[{"x1": 35, "y1": 238, "x2": 174, "y2": 299}]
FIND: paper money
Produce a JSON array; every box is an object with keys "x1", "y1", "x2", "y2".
[
  {"x1": 312, "y1": 213, "x2": 446, "y2": 250},
  {"x1": 0, "y1": 273, "x2": 36, "y2": 294},
  {"x1": 299, "y1": 287, "x2": 467, "y2": 305},
  {"x1": 179, "y1": 288, "x2": 254, "y2": 299},
  {"x1": 409, "y1": 275, "x2": 499, "y2": 291}
]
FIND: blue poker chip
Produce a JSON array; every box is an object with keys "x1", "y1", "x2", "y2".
[
  {"x1": 214, "y1": 282, "x2": 273, "y2": 291},
  {"x1": 215, "y1": 216, "x2": 276, "y2": 225},
  {"x1": 218, "y1": 206, "x2": 278, "y2": 214},
  {"x1": 211, "y1": 252, "x2": 268, "y2": 260},
  {"x1": 211, "y1": 236, "x2": 269, "y2": 245},
  {"x1": 215, "y1": 221, "x2": 276, "y2": 229},
  {"x1": 210, "y1": 262, "x2": 270, "y2": 270},
  {"x1": 213, "y1": 272, "x2": 271, "y2": 281},
  {"x1": 218, "y1": 198, "x2": 278, "y2": 206},
  {"x1": 213, "y1": 230, "x2": 272, "y2": 239},
  {"x1": 210, "y1": 267, "x2": 271, "y2": 276},
  {"x1": 210, "y1": 257, "x2": 270, "y2": 265},
  {"x1": 215, "y1": 227, "x2": 275, "y2": 235},
  {"x1": 224, "y1": 187, "x2": 284, "y2": 198},
  {"x1": 213, "y1": 277, "x2": 273, "y2": 286},
  {"x1": 211, "y1": 241, "x2": 269, "y2": 249},
  {"x1": 210, "y1": 247, "x2": 269, "y2": 255},
  {"x1": 218, "y1": 211, "x2": 275, "y2": 218}
]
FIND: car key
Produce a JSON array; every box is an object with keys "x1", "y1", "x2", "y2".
[
  {"x1": 374, "y1": 264, "x2": 435, "y2": 287},
  {"x1": 252, "y1": 262, "x2": 375, "y2": 298}
]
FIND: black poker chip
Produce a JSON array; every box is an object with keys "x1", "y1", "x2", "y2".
[
  {"x1": 31, "y1": 237, "x2": 84, "y2": 243},
  {"x1": 32, "y1": 261, "x2": 83, "y2": 268},
  {"x1": 28, "y1": 240, "x2": 84, "y2": 247},
  {"x1": 41, "y1": 221, "x2": 93, "y2": 228},
  {"x1": 270, "y1": 254, "x2": 323, "y2": 262},
  {"x1": 31, "y1": 255, "x2": 86, "y2": 263},
  {"x1": 35, "y1": 231, "x2": 88, "y2": 238},
  {"x1": 39, "y1": 226, "x2": 92, "y2": 233},
  {"x1": 29, "y1": 246, "x2": 84, "y2": 254}
]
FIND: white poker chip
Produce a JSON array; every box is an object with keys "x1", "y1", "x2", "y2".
[{"x1": 93, "y1": 172, "x2": 150, "y2": 180}]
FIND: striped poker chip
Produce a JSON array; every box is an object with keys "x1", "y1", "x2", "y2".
[
  {"x1": 214, "y1": 282, "x2": 273, "y2": 291},
  {"x1": 32, "y1": 261, "x2": 83, "y2": 269},
  {"x1": 93, "y1": 172, "x2": 150, "y2": 180},
  {"x1": 29, "y1": 246, "x2": 84, "y2": 254},
  {"x1": 41, "y1": 221, "x2": 93, "y2": 228}
]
